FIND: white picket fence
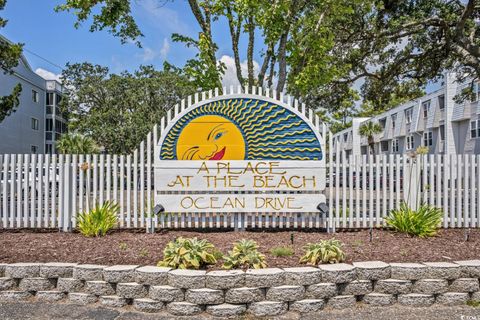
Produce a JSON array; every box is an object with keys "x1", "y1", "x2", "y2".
[
  {"x1": 1, "y1": 85, "x2": 479, "y2": 231},
  {"x1": 1, "y1": 152, "x2": 479, "y2": 231},
  {"x1": 328, "y1": 154, "x2": 480, "y2": 230}
]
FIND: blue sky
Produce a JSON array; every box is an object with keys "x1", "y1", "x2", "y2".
[{"x1": 2, "y1": 0, "x2": 262, "y2": 85}]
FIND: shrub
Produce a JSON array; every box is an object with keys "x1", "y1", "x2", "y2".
[
  {"x1": 270, "y1": 246, "x2": 294, "y2": 257},
  {"x1": 300, "y1": 239, "x2": 345, "y2": 265},
  {"x1": 77, "y1": 201, "x2": 118, "y2": 237},
  {"x1": 222, "y1": 239, "x2": 267, "y2": 270},
  {"x1": 385, "y1": 202, "x2": 442, "y2": 238},
  {"x1": 157, "y1": 237, "x2": 217, "y2": 269}
]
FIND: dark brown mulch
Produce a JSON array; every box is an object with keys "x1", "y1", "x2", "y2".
[{"x1": 0, "y1": 229, "x2": 479, "y2": 270}]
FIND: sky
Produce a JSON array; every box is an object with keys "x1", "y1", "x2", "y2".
[{"x1": 1, "y1": 0, "x2": 262, "y2": 86}]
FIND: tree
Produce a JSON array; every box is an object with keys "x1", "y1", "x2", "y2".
[
  {"x1": 57, "y1": 0, "x2": 480, "y2": 114},
  {"x1": 55, "y1": 0, "x2": 143, "y2": 46},
  {"x1": 57, "y1": 133, "x2": 100, "y2": 154},
  {"x1": 358, "y1": 121, "x2": 383, "y2": 155},
  {"x1": 292, "y1": 0, "x2": 480, "y2": 109},
  {"x1": 60, "y1": 63, "x2": 196, "y2": 154},
  {"x1": 0, "y1": 0, "x2": 23, "y2": 123}
]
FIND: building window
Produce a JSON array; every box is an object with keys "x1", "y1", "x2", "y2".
[
  {"x1": 343, "y1": 133, "x2": 348, "y2": 142},
  {"x1": 45, "y1": 119, "x2": 53, "y2": 131},
  {"x1": 406, "y1": 135, "x2": 414, "y2": 150},
  {"x1": 46, "y1": 93, "x2": 54, "y2": 106},
  {"x1": 45, "y1": 144, "x2": 53, "y2": 154},
  {"x1": 423, "y1": 131, "x2": 433, "y2": 146},
  {"x1": 391, "y1": 113, "x2": 397, "y2": 130},
  {"x1": 439, "y1": 125, "x2": 445, "y2": 141},
  {"x1": 31, "y1": 118, "x2": 39, "y2": 130},
  {"x1": 392, "y1": 139, "x2": 399, "y2": 152},
  {"x1": 405, "y1": 107, "x2": 413, "y2": 124},
  {"x1": 471, "y1": 120, "x2": 480, "y2": 138},
  {"x1": 438, "y1": 95, "x2": 445, "y2": 110},
  {"x1": 379, "y1": 118, "x2": 386, "y2": 129},
  {"x1": 56, "y1": 94, "x2": 62, "y2": 105},
  {"x1": 31, "y1": 146, "x2": 38, "y2": 154},
  {"x1": 422, "y1": 100, "x2": 431, "y2": 118},
  {"x1": 381, "y1": 141, "x2": 389, "y2": 152},
  {"x1": 32, "y1": 90, "x2": 39, "y2": 103}
]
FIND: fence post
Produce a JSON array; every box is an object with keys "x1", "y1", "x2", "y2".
[
  {"x1": 404, "y1": 157, "x2": 420, "y2": 210},
  {"x1": 62, "y1": 155, "x2": 72, "y2": 232}
]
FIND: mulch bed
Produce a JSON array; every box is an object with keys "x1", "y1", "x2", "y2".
[{"x1": 0, "y1": 229, "x2": 479, "y2": 270}]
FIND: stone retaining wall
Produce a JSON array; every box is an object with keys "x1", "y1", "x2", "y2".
[{"x1": 1, "y1": 260, "x2": 480, "y2": 317}]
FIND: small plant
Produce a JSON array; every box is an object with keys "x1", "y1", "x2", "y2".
[
  {"x1": 77, "y1": 201, "x2": 118, "y2": 237},
  {"x1": 385, "y1": 202, "x2": 442, "y2": 238},
  {"x1": 223, "y1": 239, "x2": 267, "y2": 270},
  {"x1": 300, "y1": 239, "x2": 345, "y2": 265},
  {"x1": 467, "y1": 300, "x2": 480, "y2": 307},
  {"x1": 139, "y1": 248, "x2": 149, "y2": 258},
  {"x1": 212, "y1": 248, "x2": 224, "y2": 260},
  {"x1": 157, "y1": 237, "x2": 217, "y2": 269},
  {"x1": 270, "y1": 246, "x2": 294, "y2": 257},
  {"x1": 119, "y1": 242, "x2": 128, "y2": 250}
]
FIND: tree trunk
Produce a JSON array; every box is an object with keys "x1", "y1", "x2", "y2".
[
  {"x1": 258, "y1": 42, "x2": 274, "y2": 87},
  {"x1": 267, "y1": 51, "x2": 277, "y2": 89},
  {"x1": 247, "y1": 13, "x2": 255, "y2": 87},
  {"x1": 226, "y1": 6, "x2": 244, "y2": 86},
  {"x1": 276, "y1": 31, "x2": 289, "y2": 93}
]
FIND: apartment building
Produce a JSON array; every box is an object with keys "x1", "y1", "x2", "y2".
[
  {"x1": 45, "y1": 80, "x2": 67, "y2": 154},
  {"x1": 332, "y1": 73, "x2": 480, "y2": 156},
  {"x1": 0, "y1": 37, "x2": 66, "y2": 154}
]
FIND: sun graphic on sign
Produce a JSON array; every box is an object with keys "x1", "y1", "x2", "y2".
[
  {"x1": 176, "y1": 115, "x2": 246, "y2": 160},
  {"x1": 160, "y1": 98, "x2": 322, "y2": 161}
]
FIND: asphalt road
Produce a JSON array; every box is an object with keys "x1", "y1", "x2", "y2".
[{"x1": 0, "y1": 302, "x2": 479, "y2": 320}]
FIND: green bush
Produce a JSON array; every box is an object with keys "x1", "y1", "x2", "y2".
[
  {"x1": 300, "y1": 239, "x2": 345, "y2": 265},
  {"x1": 157, "y1": 237, "x2": 217, "y2": 269},
  {"x1": 385, "y1": 202, "x2": 442, "y2": 238},
  {"x1": 77, "y1": 201, "x2": 118, "y2": 237},
  {"x1": 270, "y1": 246, "x2": 294, "y2": 257},
  {"x1": 222, "y1": 239, "x2": 267, "y2": 270}
]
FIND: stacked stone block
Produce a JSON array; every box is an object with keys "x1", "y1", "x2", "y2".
[{"x1": 0, "y1": 260, "x2": 479, "y2": 316}]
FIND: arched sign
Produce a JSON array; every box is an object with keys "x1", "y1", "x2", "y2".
[{"x1": 154, "y1": 90, "x2": 326, "y2": 214}]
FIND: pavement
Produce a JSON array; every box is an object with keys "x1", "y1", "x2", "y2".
[{"x1": 0, "y1": 302, "x2": 479, "y2": 320}]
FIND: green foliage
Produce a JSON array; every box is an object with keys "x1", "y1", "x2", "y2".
[
  {"x1": 358, "y1": 121, "x2": 383, "y2": 154},
  {"x1": 358, "y1": 121, "x2": 382, "y2": 138},
  {"x1": 467, "y1": 300, "x2": 480, "y2": 308},
  {"x1": 55, "y1": 0, "x2": 142, "y2": 46},
  {"x1": 139, "y1": 248, "x2": 149, "y2": 258},
  {"x1": 300, "y1": 239, "x2": 345, "y2": 265},
  {"x1": 270, "y1": 246, "x2": 294, "y2": 257},
  {"x1": 0, "y1": 0, "x2": 23, "y2": 124},
  {"x1": 385, "y1": 202, "x2": 442, "y2": 238},
  {"x1": 0, "y1": 83, "x2": 21, "y2": 123},
  {"x1": 223, "y1": 239, "x2": 267, "y2": 270},
  {"x1": 61, "y1": 63, "x2": 196, "y2": 154},
  {"x1": 157, "y1": 237, "x2": 217, "y2": 270},
  {"x1": 57, "y1": 133, "x2": 100, "y2": 154},
  {"x1": 77, "y1": 201, "x2": 119, "y2": 237},
  {"x1": 56, "y1": 0, "x2": 480, "y2": 113},
  {"x1": 171, "y1": 32, "x2": 225, "y2": 91}
]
